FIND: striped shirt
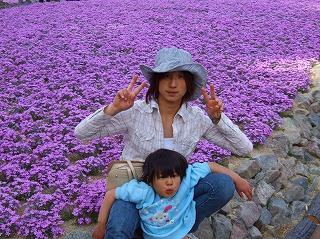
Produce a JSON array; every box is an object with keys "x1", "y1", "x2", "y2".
[{"x1": 74, "y1": 100, "x2": 253, "y2": 161}]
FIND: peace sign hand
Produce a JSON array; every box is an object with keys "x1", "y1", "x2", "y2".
[
  {"x1": 105, "y1": 74, "x2": 147, "y2": 116},
  {"x1": 201, "y1": 84, "x2": 223, "y2": 122}
]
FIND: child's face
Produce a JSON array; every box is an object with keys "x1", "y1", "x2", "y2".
[
  {"x1": 158, "y1": 71, "x2": 187, "y2": 103},
  {"x1": 151, "y1": 173, "x2": 181, "y2": 198}
]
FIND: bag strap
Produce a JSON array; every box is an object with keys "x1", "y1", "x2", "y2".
[{"x1": 127, "y1": 160, "x2": 137, "y2": 179}]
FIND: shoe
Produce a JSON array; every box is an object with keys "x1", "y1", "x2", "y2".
[{"x1": 187, "y1": 233, "x2": 199, "y2": 239}]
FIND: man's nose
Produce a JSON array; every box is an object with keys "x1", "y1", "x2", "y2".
[{"x1": 168, "y1": 78, "x2": 177, "y2": 87}]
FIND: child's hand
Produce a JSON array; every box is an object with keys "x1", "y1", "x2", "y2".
[
  {"x1": 92, "y1": 223, "x2": 107, "y2": 239},
  {"x1": 234, "y1": 177, "x2": 252, "y2": 201}
]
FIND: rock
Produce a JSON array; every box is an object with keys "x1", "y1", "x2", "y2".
[
  {"x1": 294, "y1": 163, "x2": 310, "y2": 177},
  {"x1": 211, "y1": 214, "x2": 232, "y2": 239},
  {"x1": 252, "y1": 154, "x2": 278, "y2": 172},
  {"x1": 293, "y1": 114, "x2": 312, "y2": 139},
  {"x1": 306, "y1": 140, "x2": 320, "y2": 158},
  {"x1": 290, "y1": 201, "x2": 307, "y2": 220},
  {"x1": 283, "y1": 184, "x2": 305, "y2": 203},
  {"x1": 235, "y1": 159, "x2": 261, "y2": 179},
  {"x1": 291, "y1": 176, "x2": 309, "y2": 193},
  {"x1": 282, "y1": 118, "x2": 302, "y2": 145},
  {"x1": 269, "y1": 198, "x2": 290, "y2": 217},
  {"x1": 237, "y1": 201, "x2": 260, "y2": 228},
  {"x1": 253, "y1": 181, "x2": 276, "y2": 207},
  {"x1": 266, "y1": 133, "x2": 291, "y2": 157},
  {"x1": 270, "y1": 213, "x2": 291, "y2": 225},
  {"x1": 255, "y1": 207, "x2": 272, "y2": 230},
  {"x1": 230, "y1": 219, "x2": 248, "y2": 239},
  {"x1": 193, "y1": 218, "x2": 213, "y2": 239},
  {"x1": 65, "y1": 230, "x2": 92, "y2": 239},
  {"x1": 248, "y1": 226, "x2": 263, "y2": 239}
]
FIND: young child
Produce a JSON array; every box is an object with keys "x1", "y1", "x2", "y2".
[{"x1": 92, "y1": 149, "x2": 252, "y2": 239}]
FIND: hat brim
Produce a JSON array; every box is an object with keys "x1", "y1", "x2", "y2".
[{"x1": 140, "y1": 63, "x2": 207, "y2": 100}]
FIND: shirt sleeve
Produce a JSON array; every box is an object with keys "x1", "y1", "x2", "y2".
[
  {"x1": 115, "y1": 180, "x2": 154, "y2": 205},
  {"x1": 188, "y1": 163, "x2": 211, "y2": 188},
  {"x1": 74, "y1": 106, "x2": 131, "y2": 141},
  {"x1": 203, "y1": 112, "x2": 253, "y2": 156}
]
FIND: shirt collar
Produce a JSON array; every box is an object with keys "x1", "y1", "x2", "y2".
[{"x1": 148, "y1": 100, "x2": 190, "y2": 122}]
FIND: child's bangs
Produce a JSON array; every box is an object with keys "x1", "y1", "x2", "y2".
[{"x1": 153, "y1": 156, "x2": 185, "y2": 179}]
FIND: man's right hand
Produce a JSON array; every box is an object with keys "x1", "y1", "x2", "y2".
[{"x1": 104, "y1": 74, "x2": 147, "y2": 116}]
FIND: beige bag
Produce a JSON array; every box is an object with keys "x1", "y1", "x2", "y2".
[{"x1": 106, "y1": 160, "x2": 144, "y2": 191}]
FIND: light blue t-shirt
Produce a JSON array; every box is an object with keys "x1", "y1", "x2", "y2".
[{"x1": 115, "y1": 162, "x2": 211, "y2": 239}]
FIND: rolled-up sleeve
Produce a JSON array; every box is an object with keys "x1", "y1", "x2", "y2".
[
  {"x1": 74, "y1": 106, "x2": 129, "y2": 141},
  {"x1": 204, "y1": 113, "x2": 253, "y2": 156}
]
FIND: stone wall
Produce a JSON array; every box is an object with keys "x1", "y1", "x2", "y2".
[{"x1": 194, "y1": 64, "x2": 320, "y2": 239}]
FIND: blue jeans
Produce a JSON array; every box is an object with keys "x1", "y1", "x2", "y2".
[{"x1": 105, "y1": 173, "x2": 235, "y2": 239}]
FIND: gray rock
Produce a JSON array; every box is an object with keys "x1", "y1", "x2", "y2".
[
  {"x1": 65, "y1": 230, "x2": 93, "y2": 239},
  {"x1": 290, "y1": 146, "x2": 308, "y2": 162},
  {"x1": 306, "y1": 140, "x2": 320, "y2": 158},
  {"x1": 237, "y1": 201, "x2": 260, "y2": 228},
  {"x1": 230, "y1": 219, "x2": 248, "y2": 239},
  {"x1": 266, "y1": 133, "x2": 291, "y2": 157},
  {"x1": 283, "y1": 184, "x2": 305, "y2": 203},
  {"x1": 309, "y1": 102, "x2": 320, "y2": 115},
  {"x1": 307, "y1": 176, "x2": 318, "y2": 194},
  {"x1": 248, "y1": 226, "x2": 263, "y2": 239},
  {"x1": 211, "y1": 214, "x2": 232, "y2": 239},
  {"x1": 252, "y1": 154, "x2": 278, "y2": 172},
  {"x1": 220, "y1": 203, "x2": 232, "y2": 215},
  {"x1": 253, "y1": 181, "x2": 275, "y2": 206},
  {"x1": 255, "y1": 207, "x2": 272, "y2": 230},
  {"x1": 270, "y1": 213, "x2": 292, "y2": 225},
  {"x1": 271, "y1": 170, "x2": 289, "y2": 192},
  {"x1": 282, "y1": 118, "x2": 302, "y2": 145},
  {"x1": 235, "y1": 159, "x2": 261, "y2": 179},
  {"x1": 278, "y1": 157, "x2": 296, "y2": 178},
  {"x1": 311, "y1": 127, "x2": 320, "y2": 138},
  {"x1": 311, "y1": 88, "x2": 320, "y2": 102},
  {"x1": 293, "y1": 93, "x2": 313, "y2": 109},
  {"x1": 264, "y1": 168, "x2": 281, "y2": 184},
  {"x1": 193, "y1": 218, "x2": 213, "y2": 239},
  {"x1": 294, "y1": 163, "x2": 310, "y2": 177},
  {"x1": 309, "y1": 166, "x2": 320, "y2": 176},
  {"x1": 291, "y1": 176, "x2": 309, "y2": 193},
  {"x1": 268, "y1": 198, "x2": 290, "y2": 217},
  {"x1": 290, "y1": 201, "x2": 307, "y2": 220},
  {"x1": 254, "y1": 171, "x2": 265, "y2": 183},
  {"x1": 293, "y1": 114, "x2": 312, "y2": 139}
]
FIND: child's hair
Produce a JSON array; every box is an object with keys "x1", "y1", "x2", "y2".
[
  {"x1": 141, "y1": 149, "x2": 188, "y2": 185},
  {"x1": 145, "y1": 71, "x2": 195, "y2": 104}
]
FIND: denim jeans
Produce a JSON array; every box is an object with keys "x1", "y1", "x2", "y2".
[{"x1": 105, "y1": 173, "x2": 235, "y2": 239}]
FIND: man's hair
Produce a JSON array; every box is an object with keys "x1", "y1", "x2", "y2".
[
  {"x1": 141, "y1": 149, "x2": 188, "y2": 184},
  {"x1": 145, "y1": 71, "x2": 195, "y2": 104}
]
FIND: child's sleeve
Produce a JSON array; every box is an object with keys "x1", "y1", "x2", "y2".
[
  {"x1": 115, "y1": 180, "x2": 152, "y2": 205},
  {"x1": 189, "y1": 163, "x2": 211, "y2": 187}
]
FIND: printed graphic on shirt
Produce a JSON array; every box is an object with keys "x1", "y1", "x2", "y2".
[{"x1": 139, "y1": 198, "x2": 180, "y2": 227}]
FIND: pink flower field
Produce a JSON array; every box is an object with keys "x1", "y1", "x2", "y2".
[{"x1": 0, "y1": 0, "x2": 320, "y2": 238}]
